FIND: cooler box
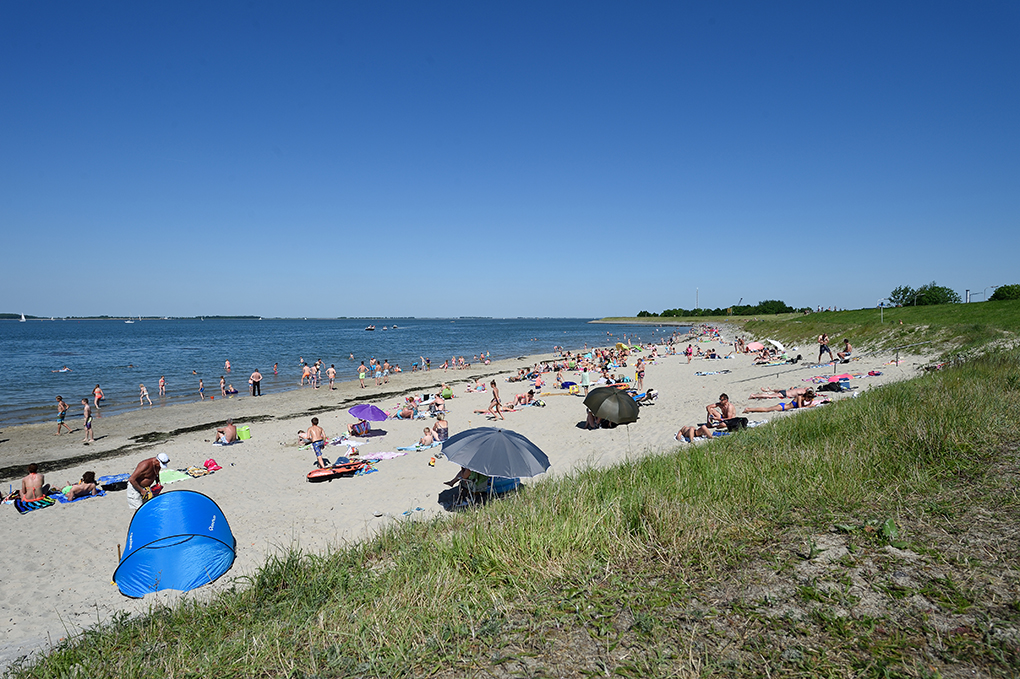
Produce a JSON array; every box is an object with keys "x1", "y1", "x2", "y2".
[{"x1": 236, "y1": 426, "x2": 251, "y2": 440}]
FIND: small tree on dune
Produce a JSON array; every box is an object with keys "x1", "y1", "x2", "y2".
[
  {"x1": 914, "y1": 282, "x2": 961, "y2": 306},
  {"x1": 889, "y1": 285, "x2": 916, "y2": 306},
  {"x1": 989, "y1": 284, "x2": 1020, "y2": 301}
]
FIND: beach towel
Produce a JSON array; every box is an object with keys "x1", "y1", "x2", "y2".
[
  {"x1": 361, "y1": 451, "x2": 408, "y2": 461},
  {"x1": 159, "y1": 469, "x2": 192, "y2": 485},
  {"x1": 53, "y1": 489, "x2": 107, "y2": 504},
  {"x1": 185, "y1": 466, "x2": 211, "y2": 478},
  {"x1": 98, "y1": 473, "x2": 130, "y2": 490},
  {"x1": 396, "y1": 441, "x2": 442, "y2": 451},
  {"x1": 14, "y1": 496, "x2": 56, "y2": 514},
  {"x1": 695, "y1": 370, "x2": 731, "y2": 376}
]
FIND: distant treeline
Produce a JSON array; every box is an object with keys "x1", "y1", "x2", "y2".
[{"x1": 637, "y1": 300, "x2": 807, "y2": 318}]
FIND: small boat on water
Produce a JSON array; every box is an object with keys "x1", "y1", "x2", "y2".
[
  {"x1": 20, "y1": 313, "x2": 26, "y2": 322},
  {"x1": 125, "y1": 319, "x2": 134, "y2": 324},
  {"x1": 391, "y1": 324, "x2": 398, "y2": 329},
  {"x1": 365, "y1": 325, "x2": 376, "y2": 331},
  {"x1": 381, "y1": 325, "x2": 388, "y2": 330}
]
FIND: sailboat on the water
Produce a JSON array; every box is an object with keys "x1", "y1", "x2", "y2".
[{"x1": 19, "y1": 313, "x2": 26, "y2": 322}]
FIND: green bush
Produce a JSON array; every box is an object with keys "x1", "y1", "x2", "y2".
[{"x1": 989, "y1": 284, "x2": 1020, "y2": 301}]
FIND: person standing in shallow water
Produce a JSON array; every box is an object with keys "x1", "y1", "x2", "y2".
[{"x1": 251, "y1": 368, "x2": 263, "y2": 396}]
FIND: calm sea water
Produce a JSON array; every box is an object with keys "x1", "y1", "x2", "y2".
[{"x1": 0, "y1": 318, "x2": 685, "y2": 426}]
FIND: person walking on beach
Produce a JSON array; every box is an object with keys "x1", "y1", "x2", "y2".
[
  {"x1": 383, "y1": 360, "x2": 390, "y2": 384},
  {"x1": 307, "y1": 417, "x2": 327, "y2": 468},
  {"x1": 301, "y1": 363, "x2": 311, "y2": 386},
  {"x1": 635, "y1": 358, "x2": 645, "y2": 391},
  {"x1": 139, "y1": 383, "x2": 152, "y2": 406},
  {"x1": 81, "y1": 398, "x2": 94, "y2": 444},
  {"x1": 251, "y1": 368, "x2": 262, "y2": 396},
  {"x1": 92, "y1": 384, "x2": 104, "y2": 410},
  {"x1": 327, "y1": 364, "x2": 336, "y2": 390},
  {"x1": 198, "y1": 379, "x2": 205, "y2": 400},
  {"x1": 487, "y1": 380, "x2": 504, "y2": 420},
  {"x1": 220, "y1": 376, "x2": 227, "y2": 398},
  {"x1": 818, "y1": 334, "x2": 834, "y2": 363},
  {"x1": 55, "y1": 396, "x2": 72, "y2": 435},
  {"x1": 159, "y1": 375, "x2": 166, "y2": 396},
  {"x1": 358, "y1": 362, "x2": 367, "y2": 388}
]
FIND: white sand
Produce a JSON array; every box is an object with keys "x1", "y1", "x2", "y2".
[{"x1": 0, "y1": 334, "x2": 926, "y2": 668}]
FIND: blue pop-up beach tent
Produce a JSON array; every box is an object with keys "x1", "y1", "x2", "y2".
[{"x1": 113, "y1": 490, "x2": 236, "y2": 598}]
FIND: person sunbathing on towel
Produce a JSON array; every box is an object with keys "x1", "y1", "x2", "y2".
[
  {"x1": 676, "y1": 424, "x2": 716, "y2": 442},
  {"x1": 744, "y1": 390, "x2": 826, "y2": 413},
  {"x1": 507, "y1": 390, "x2": 535, "y2": 408},
  {"x1": 749, "y1": 386, "x2": 812, "y2": 400},
  {"x1": 63, "y1": 471, "x2": 98, "y2": 501}
]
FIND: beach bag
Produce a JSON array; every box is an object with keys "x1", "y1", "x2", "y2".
[{"x1": 723, "y1": 417, "x2": 748, "y2": 431}]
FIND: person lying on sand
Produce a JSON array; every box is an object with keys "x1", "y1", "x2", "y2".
[
  {"x1": 748, "y1": 386, "x2": 812, "y2": 400},
  {"x1": 63, "y1": 471, "x2": 98, "y2": 501},
  {"x1": 506, "y1": 390, "x2": 535, "y2": 408},
  {"x1": 743, "y1": 390, "x2": 829, "y2": 413},
  {"x1": 676, "y1": 424, "x2": 716, "y2": 442}
]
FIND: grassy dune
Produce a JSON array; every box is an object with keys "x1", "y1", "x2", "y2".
[
  {"x1": 12, "y1": 346, "x2": 1020, "y2": 677},
  {"x1": 607, "y1": 299, "x2": 1020, "y2": 358}
]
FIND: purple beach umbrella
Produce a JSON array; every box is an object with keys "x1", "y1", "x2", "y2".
[{"x1": 348, "y1": 404, "x2": 388, "y2": 422}]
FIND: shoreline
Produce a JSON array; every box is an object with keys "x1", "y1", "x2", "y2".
[{"x1": 0, "y1": 353, "x2": 560, "y2": 483}]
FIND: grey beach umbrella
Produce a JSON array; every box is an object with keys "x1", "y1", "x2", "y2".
[
  {"x1": 441, "y1": 427, "x2": 551, "y2": 479},
  {"x1": 583, "y1": 386, "x2": 639, "y2": 424}
]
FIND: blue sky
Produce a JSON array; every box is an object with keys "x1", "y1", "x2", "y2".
[{"x1": 2, "y1": 2, "x2": 1017, "y2": 318}]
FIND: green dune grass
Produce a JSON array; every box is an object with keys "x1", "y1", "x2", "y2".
[{"x1": 606, "y1": 299, "x2": 1020, "y2": 359}]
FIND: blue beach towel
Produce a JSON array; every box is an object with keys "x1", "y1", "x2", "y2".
[{"x1": 99, "y1": 473, "x2": 130, "y2": 490}]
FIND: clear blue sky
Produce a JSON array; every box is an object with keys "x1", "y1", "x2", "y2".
[{"x1": 3, "y1": 2, "x2": 1017, "y2": 318}]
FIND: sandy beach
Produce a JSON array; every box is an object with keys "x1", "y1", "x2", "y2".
[{"x1": 0, "y1": 332, "x2": 927, "y2": 669}]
